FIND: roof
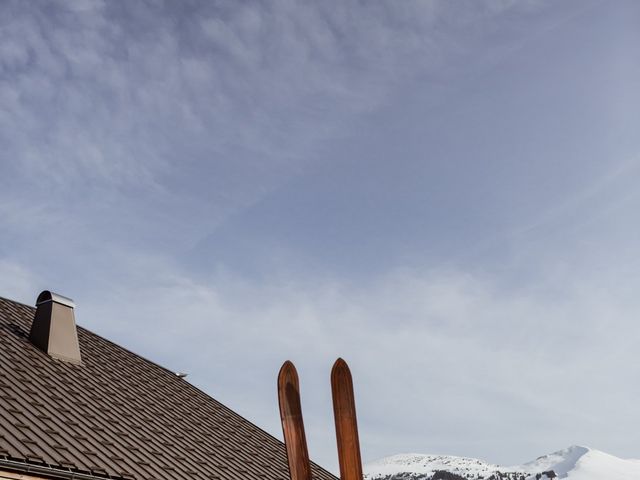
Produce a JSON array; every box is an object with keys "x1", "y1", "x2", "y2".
[{"x1": 0, "y1": 295, "x2": 336, "y2": 480}]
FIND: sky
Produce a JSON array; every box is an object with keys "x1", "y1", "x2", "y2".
[{"x1": 1, "y1": 0, "x2": 640, "y2": 472}]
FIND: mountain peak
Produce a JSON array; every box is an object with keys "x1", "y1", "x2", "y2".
[
  {"x1": 522, "y1": 445, "x2": 591, "y2": 477},
  {"x1": 365, "y1": 446, "x2": 640, "y2": 480}
]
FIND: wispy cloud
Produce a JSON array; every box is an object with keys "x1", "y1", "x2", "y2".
[
  {"x1": 0, "y1": 0, "x2": 542, "y2": 207},
  {"x1": 0, "y1": 0, "x2": 557, "y2": 291}
]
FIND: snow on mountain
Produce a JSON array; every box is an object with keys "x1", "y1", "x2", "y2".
[
  {"x1": 520, "y1": 445, "x2": 640, "y2": 479},
  {"x1": 364, "y1": 445, "x2": 640, "y2": 480},
  {"x1": 365, "y1": 452, "x2": 514, "y2": 479}
]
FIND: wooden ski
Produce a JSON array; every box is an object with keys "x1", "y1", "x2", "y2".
[
  {"x1": 278, "y1": 360, "x2": 312, "y2": 480},
  {"x1": 331, "y1": 358, "x2": 363, "y2": 480}
]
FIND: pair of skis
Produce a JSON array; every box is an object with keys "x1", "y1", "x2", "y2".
[{"x1": 278, "y1": 358, "x2": 363, "y2": 480}]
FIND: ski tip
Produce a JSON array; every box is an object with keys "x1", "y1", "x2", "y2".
[
  {"x1": 331, "y1": 357, "x2": 351, "y2": 376},
  {"x1": 278, "y1": 360, "x2": 298, "y2": 385}
]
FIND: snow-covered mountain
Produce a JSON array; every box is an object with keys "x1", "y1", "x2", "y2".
[{"x1": 364, "y1": 445, "x2": 640, "y2": 480}]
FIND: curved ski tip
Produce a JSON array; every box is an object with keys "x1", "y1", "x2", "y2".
[
  {"x1": 278, "y1": 360, "x2": 298, "y2": 384},
  {"x1": 331, "y1": 357, "x2": 350, "y2": 374}
]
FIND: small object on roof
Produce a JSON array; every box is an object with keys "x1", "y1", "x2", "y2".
[
  {"x1": 30, "y1": 290, "x2": 82, "y2": 364},
  {"x1": 176, "y1": 372, "x2": 188, "y2": 378}
]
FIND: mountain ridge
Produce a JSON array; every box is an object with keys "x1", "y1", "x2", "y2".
[{"x1": 364, "y1": 445, "x2": 640, "y2": 480}]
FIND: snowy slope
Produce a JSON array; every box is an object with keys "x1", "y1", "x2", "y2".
[
  {"x1": 364, "y1": 446, "x2": 640, "y2": 480},
  {"x1": 365, "y1": 452, "x2": 515, "y2": 479},
  {"x1": 522, "y1": 446, "x2": 640, "y2": 479}
]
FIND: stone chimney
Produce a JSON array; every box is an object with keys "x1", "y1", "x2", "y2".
[{"x1": 29, "y1": 290, "x2": 82, "y2": 364}]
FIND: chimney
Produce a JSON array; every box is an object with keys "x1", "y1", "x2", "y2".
[{"x1": 29, "y1": 290, "x2": 82, "y2": 364}]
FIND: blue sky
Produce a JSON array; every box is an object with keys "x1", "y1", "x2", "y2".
[{"x1": 1, "y1": 0, "x2": 640, "y2": 471}]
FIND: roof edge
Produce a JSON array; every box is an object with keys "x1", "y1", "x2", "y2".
[{"x1": 0, "y1": 458, "x2": 116, "y2": 480}]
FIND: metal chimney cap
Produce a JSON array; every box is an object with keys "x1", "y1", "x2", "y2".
[{"x1": 36, "y1": 290, "x2": 76, "y2": 309}]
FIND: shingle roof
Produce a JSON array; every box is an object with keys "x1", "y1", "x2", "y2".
[{"x1": 0, "y1": 295, "x2": 336, "y2": 480}]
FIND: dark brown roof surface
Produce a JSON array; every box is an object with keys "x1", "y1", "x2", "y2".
[{"x1": 0, "y1": 295, "x2": 336, "y2": 480}]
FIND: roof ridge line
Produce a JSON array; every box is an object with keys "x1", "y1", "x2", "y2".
[{"x1": 0, "y1": 294, "x2": 36, "y2": 309}]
